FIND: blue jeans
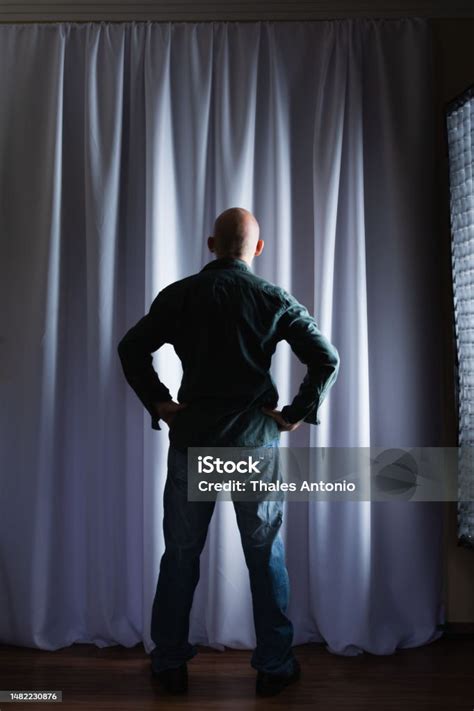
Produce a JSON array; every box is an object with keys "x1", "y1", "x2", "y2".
[{"x1": 150, "y1": 437, "x2": 295, "y2": 676}]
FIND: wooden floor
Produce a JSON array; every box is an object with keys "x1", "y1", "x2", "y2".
[{"x1": 0, "y1": 637, "x2": 472, "y2": 710}]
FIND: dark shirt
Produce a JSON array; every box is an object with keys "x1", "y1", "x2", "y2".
[{"x1": 117, "y1": 257, "x2": 340, "y2": 449}]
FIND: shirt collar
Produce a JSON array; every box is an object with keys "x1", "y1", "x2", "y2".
[{"x1": 201, "y1": 257, "x2": 252, "y2": 273}]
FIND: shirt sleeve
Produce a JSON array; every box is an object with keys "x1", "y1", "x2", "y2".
[
  {"x1": 276, "y1": 295, "x2": 340, "y2": 426},
  {"x1": 117, "y1": 289, "x2": 173, "y2": 431}
]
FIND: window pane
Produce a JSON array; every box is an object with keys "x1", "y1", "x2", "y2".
[{"x1": 446, "y1": 85, "x2": 474, "y2": 549}]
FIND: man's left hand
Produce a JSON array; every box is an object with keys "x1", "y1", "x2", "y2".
[{"x1": 154, "y1": 400, "x2": 188, "y2": 427}]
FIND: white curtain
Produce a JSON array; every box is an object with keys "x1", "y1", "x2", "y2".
[{"x1": 0, "y1": 19, "x2": 445, "y2": 655}]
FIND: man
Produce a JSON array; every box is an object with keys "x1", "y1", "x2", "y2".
[{"x1": 117, "y1": 207, "x2": 340, "y2": 697}]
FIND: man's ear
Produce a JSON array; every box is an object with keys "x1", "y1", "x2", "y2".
[
  {"x1": 207, "y1": 236, "x2": 215, "y2": 253},
  {"x1": 254, "y1": 239, "x2": 264, "y2": 257}
]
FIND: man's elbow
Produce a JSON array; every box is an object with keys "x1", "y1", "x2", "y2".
[
  {"x1": 117, "y1": 334, "x2": 131, "y2": 364},
  {"x1": 328, "y1": 346, "x2": 340, "y2": 378},
  {"x1": 309, "y1": 345, "x2": 340, "y2": 382}
]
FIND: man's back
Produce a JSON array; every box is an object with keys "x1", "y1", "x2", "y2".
[
  {"x1": 118, "y1": 256, "x2": 340, "y2": 449},
  {"x1": 159, "y1": 257, "x2": 286, "y2": 447}
]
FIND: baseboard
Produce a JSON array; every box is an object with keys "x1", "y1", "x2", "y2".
[{"x1": 437, "y1": 622, "x2": 474, "y2": 638}]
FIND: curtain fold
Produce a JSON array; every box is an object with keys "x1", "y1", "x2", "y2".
[{"x1": 0, "y1": 19, "x2": 444, "y2": 655}]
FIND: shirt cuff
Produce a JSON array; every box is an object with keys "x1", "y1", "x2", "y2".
[
  {"x1": 151, "y1": 415, "x2": 162, "y2": 430},
  {"x1": 148, "y1": 391, "x2": 173, "y2": 431},
  {"x1": 303, "y1": 407, "x2": 321, "y2": 426},
  {"x1": 281, "y1": 403, "x2": 321, "y2": 426}
]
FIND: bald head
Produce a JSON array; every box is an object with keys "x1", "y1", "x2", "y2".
[{"x1": 208, "y1": 207, "x2": 264, "y2": 264}]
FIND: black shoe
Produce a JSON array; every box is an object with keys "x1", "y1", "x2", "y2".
[
  {"x1": 151, "y1": 662, "x2": 188, "y2": 694},
  {"x1": 256, "y1": 659, "x2": 301, "y2": 697}
]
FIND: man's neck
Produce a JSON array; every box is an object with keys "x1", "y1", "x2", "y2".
[{"x1": 215, "y1": 254, "x2": 253, "y2": 267}]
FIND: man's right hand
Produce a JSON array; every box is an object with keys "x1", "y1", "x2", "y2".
[
  {"x1": 154, "y1": 401, "x2": 188, "y2": 427},
  {"x1": 261, "y1": 407, "x2": 302, "y2": 432}
]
